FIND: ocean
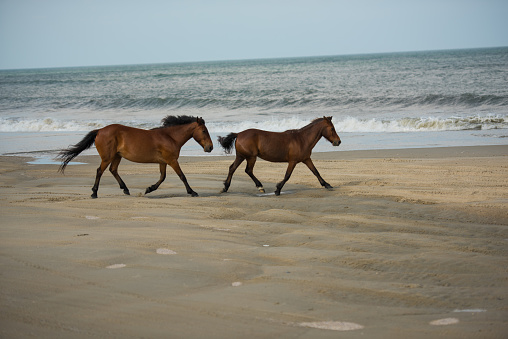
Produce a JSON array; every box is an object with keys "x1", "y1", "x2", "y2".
[{"x1": 1, "y1": 47, "x2": 507, "y2": 160}]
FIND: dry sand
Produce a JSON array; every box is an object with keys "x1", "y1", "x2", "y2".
[{"x1": 0, "y1": 145, "x2": 507, "y2": 338}]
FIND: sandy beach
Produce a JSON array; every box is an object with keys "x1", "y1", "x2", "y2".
[{"x1": 0, "y1": 145, "x2": 507, "y2": 338}]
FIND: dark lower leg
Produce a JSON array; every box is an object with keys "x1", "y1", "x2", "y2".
[
  {"x1": 109, "y1": 156, "x2": 130, "y2": 195},
  {"x1": 222, "y1": 156, "x2": 244, "y2": 193},
  {"x1": 275, "y1": 162, "x2": 297, "y2": 196},
  {"x1": 91, "y1": 163, "x2": 108, "y2": 198},
  {"x1": 145, "y1": 163, "x2": 167, "y2": 194},
  {"x1": 181, "y1": 173, "x2": 197, "y2": 196},
  {"x1": 169, "y1": 160, "x2": 198, "y2": 197},
  {"x1": 304, "y1": 159, "x2": 332, "y2": 189},
  {"x1": 245, "y1": 157, "x2": 264, "y2": 192}
]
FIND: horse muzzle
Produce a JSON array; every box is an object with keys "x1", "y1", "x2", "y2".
[
  {"x1": 332, "y1": 140, "x2": 341, "y2": 146},
  {"x1": 204, "y1": 145, "x2": 213, "y2": 153}
]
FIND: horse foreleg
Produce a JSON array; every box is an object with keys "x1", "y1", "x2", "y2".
[
  {"x1": 304, "y1": 158, "x2": 333, "y2": 190},
  {"x1": 109, "y1": 155, "x2": 130, "y2": 195},
  {"x1": 145, "y1": 163, "x2": 167, "y2": 194},
  {"x1": 168, "y1": 160, "x2": 198, "y2": 197},
  {"x1": 275, "y1": 161, "x2": 297, "y2": 196},
  {"x1": 245, "y1": 157, "x2": 264, "y2": 193},
  {"x1": 91, "y1": 160, "x2": 110, "y2": 199},
  {"x1": 222, "y1": 155, "x2": 244, "y2": 193}
]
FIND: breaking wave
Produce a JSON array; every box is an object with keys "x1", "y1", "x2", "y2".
[{"x1": 1, "y1": 114, "x2": 506, "y2": 133}]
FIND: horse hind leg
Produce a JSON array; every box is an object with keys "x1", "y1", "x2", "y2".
[
  {"x1": 91, "y1": 160, "x2": 110, "y2": 198},
  {"x1": 222, "y1": 155, "x2": 244, "y2": 193},
  {"x1": 145, "y1": 163, "x2": 167, "y2": 195},
  {"x1": 245, "y1": 157, "x2": 264, "y2": 193},
  {"x1": 109, "y1": 155, "x2": 130, "y2": 195}
]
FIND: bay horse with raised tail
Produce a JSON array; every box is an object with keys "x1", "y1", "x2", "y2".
[
  {"x1": 218, "y1": 116, "x2": 341, "y2": 195},
  {"x1": 58, "y1": 115, "x2": 213, "y2": 198}
]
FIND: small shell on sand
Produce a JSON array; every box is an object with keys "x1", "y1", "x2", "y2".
[
  {"x1": 156, "y1": 248, "x2": 177, "y2": 255},
  {"x1": 232, "y1": 282, "x2": 242, "y2": 287},
  {"x1": 429, "y1": 318, "x2": 459, "y2": 326},
  {"x1": 299, "y1": 321, "x2": 364, "y2": 331},
  {"x1": 106, "y1": 264, "x2": 126, "y2": 269}
]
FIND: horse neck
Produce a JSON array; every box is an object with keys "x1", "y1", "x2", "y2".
[
  {"x1": 299, "y1": 121, "x2": 325, "y2": 150},
  {"x1": 163, "y1": 123, "x2": 196, "y2": 147}
]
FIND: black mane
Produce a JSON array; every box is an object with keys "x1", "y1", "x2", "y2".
[{"x1": 160, "y1": 115, "x2": 204, "y2": 128}]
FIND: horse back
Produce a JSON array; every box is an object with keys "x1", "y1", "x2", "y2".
[
  {"x1": 95, "y1": 124, "x2": 169, "y2": 163},
  {"x1": 237, "y1": 129, "x2": 301, "y2": 162},
  {"x1": 96, "y1": 124, "x2": 142, "y2": 147}
]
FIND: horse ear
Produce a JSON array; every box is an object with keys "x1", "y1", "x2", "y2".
[
  {"x1": 323, "y1": 116, "x2": 331, "y2": 122},
  {"x1": 328, "y1": 116, "x2": 333, "y2": 121}
]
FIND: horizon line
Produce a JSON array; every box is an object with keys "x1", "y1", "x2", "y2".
[{"x1": 1, "y1": 45, "x2": 507, "y2": 72}]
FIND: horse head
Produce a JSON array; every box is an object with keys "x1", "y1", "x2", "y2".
[
  {"x1": 193, "y1": 117, "x2": 214, "y2": 153},
  {"x1": 322, "y1": 116, "x2": 341, "y2": 146}
]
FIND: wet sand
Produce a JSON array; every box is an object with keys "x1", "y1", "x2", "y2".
[{"x1": 1, "y1": 145, "x2": 507, "y2": 338}]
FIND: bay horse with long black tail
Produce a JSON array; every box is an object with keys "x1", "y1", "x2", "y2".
[
  {"x1": 218, "y1": 116, "x2": 341, "y2": 195},
  {"x1": 58, "y1": 115, "x2": 213, "y2": 198}
]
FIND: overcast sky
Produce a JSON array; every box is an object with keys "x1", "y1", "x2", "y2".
[{"x1": 1, "y1": 0, "x2": 507, "y2": 69}]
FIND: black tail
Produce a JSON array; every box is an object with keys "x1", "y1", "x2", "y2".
[
  {"x1": 217, "y1": 133, "x2": 238, "y2": 154},
  {"x1": 57, "y1": 130, "x2": 99, "y2": 173}
]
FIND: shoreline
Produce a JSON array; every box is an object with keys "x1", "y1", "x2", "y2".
[
  {"x1": 2, "y1": 127, "x2": 508, "y2": 159},
  {"x1": 6, "y1": 144, "x2": 507, "y2": 166},
  {"x1": 1, "y1": 144, "x2": 507, "y2": 338}
]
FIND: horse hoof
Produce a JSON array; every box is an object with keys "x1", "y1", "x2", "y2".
[
  {"x1": 91, "y1": 194, "x2": 98, "y2": 199},
  {"x1": 258, "y1": 187, "x2": 265, "y2": 193},
  {"x1": 274, "y1": 191, "x2": 281, "y2": 196},
  {"x1": 124, "y1": 190, "x2": 130, "y2": 195},
  {"x1": 325, "y1": 185, "x2": 333, "y2": 190},
  {"x1": 191, "y1": 192, "x2": 199, "y2": 197}
]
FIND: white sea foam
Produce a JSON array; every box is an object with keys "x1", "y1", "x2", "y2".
[
  {"x1": 299, "y1": 321, "x2": 364, "y2": 331},
  {"x1": 1, "y1": 115, "x2": 507, "y2": 157},
  {"x1": 429, "y1": 318, "x2": 459, "y2": 326},
  {"x1": 156, "y1": 248, "x2": 177, "y2": 255},
  {"x1": 210, "y1": 114, "x2": 507, "y2": 133},
  {"x1": 0, "y1": 117, "x2": 107, "y2": 132},
  {"x1": 27, "y1": 157, "x2": 85, "y2": 165},
  {"x1": 1, "y1": 114, "x2": 506, "y2": 133},
  {"x1": 106, "y1": 264, "x2": 126, "y2": 269},
  {"x1": 256, "y1": 190, "x2": 294, "y2": 197}
]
